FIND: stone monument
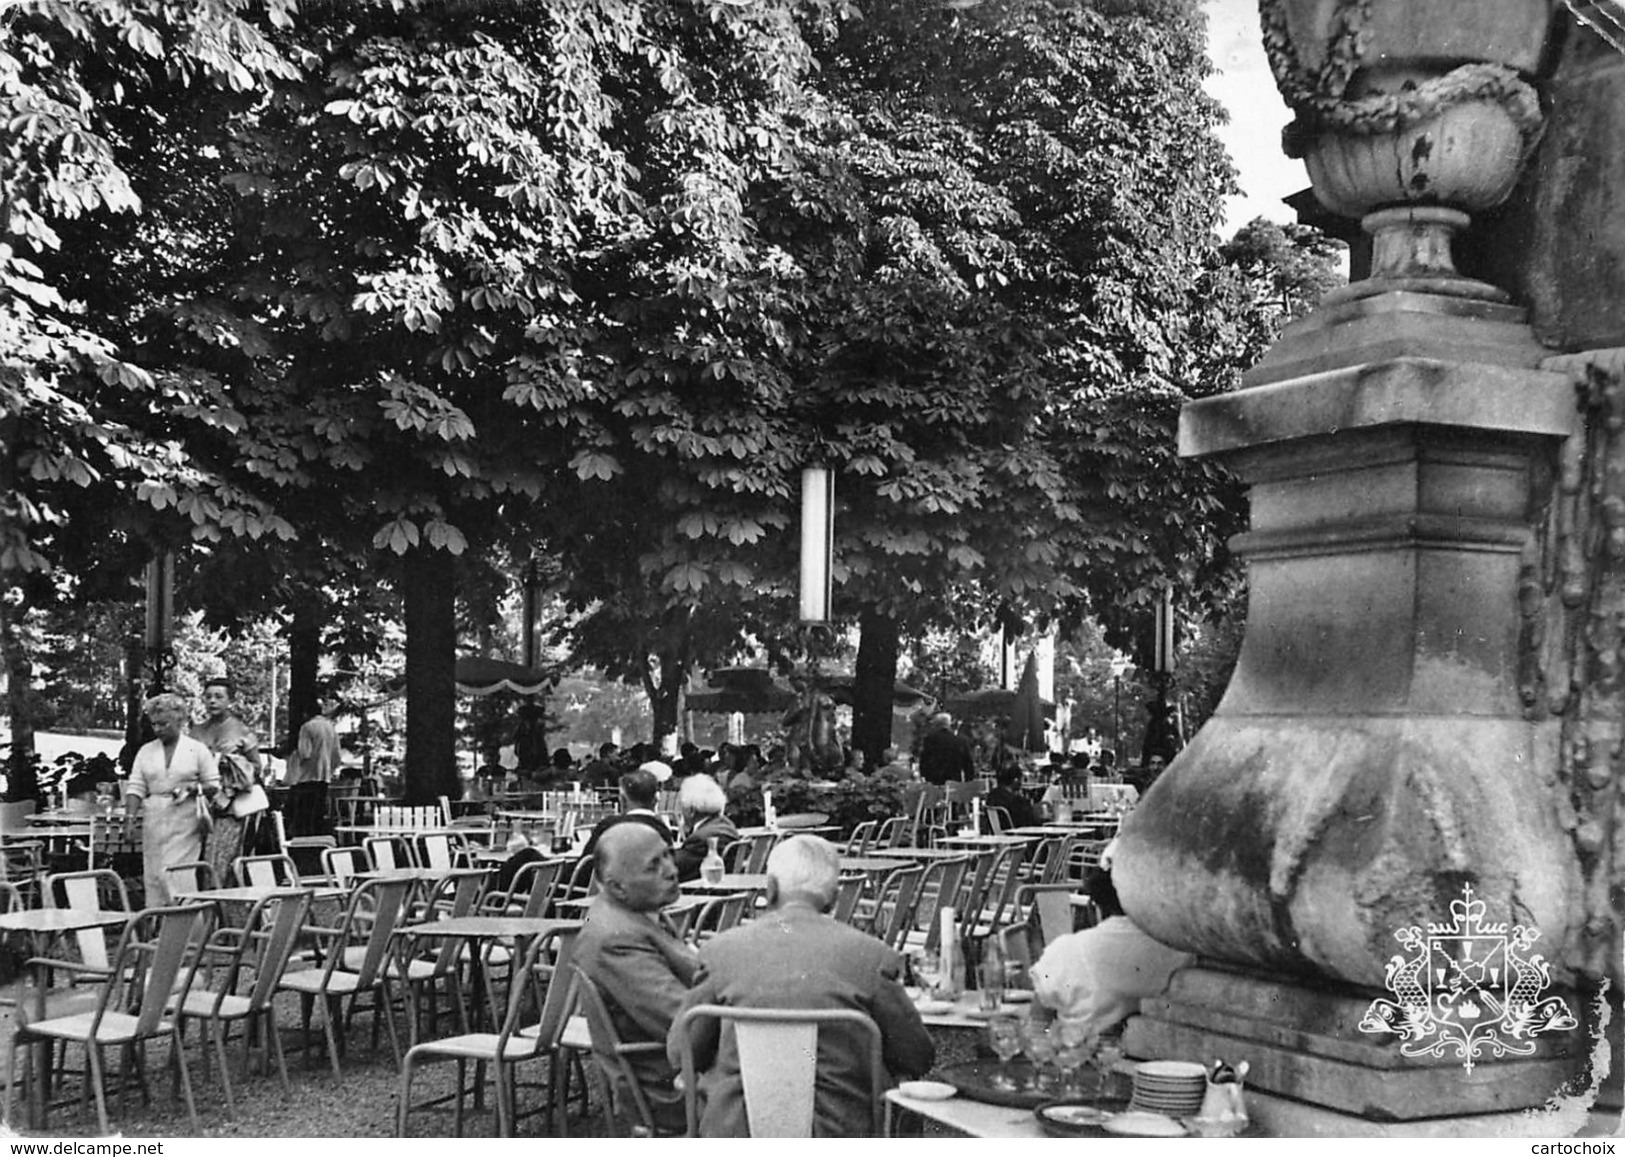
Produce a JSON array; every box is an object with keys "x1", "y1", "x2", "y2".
[{"x1": 1114, "y1": 0, "x2": 1619, "y2": 1132}]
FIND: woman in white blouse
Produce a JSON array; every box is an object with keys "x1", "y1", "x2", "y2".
[{"x1": 124, "y1": 693, "x2": 219, "y2": 905}]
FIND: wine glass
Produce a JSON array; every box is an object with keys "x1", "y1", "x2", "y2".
[
  {"x1": 1020, "y1": 1016, "x2": 1057, "y2": 1092},
  {"x1": 987, "y1": 1016, "x2": 1024, "y2": 1090},
  {"x1": 1053, "y1": 1016, "x2": 1098, "y2": 1097},
  {"x1": 911, "y1": 950, "x2": 943, "y2": 1000},
  {"x1": 1094, "y1": 1035, "x2": 1125, "y2": 1100}
]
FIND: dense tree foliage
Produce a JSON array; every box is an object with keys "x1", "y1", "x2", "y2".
[{"x1": 2, "y1": 0, "x2": 1311, "y2": 792}]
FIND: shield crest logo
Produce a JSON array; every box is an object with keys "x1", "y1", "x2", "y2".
[{"x1": 1427, "y1": 932, "x2": 1508, "y2": 1025}]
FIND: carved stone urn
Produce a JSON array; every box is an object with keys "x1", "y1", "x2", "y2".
[{"x1": 1263, "y1": 0, "x2": 1554, "y2": 297}]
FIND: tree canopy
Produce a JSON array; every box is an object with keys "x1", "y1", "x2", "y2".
[{"x1": 2, "y1": 0, "x2": 1307, "y2": 791}]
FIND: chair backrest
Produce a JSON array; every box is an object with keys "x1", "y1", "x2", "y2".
[
  {"x1": 963, "y1": 843, "x2": 1027, "y2": 936},
  {"x1": 46, "y1": 869, "x2": 129, "y2": 969},
  {"x1": 0, "y1": 880, "x2": 21, "y2": 913},
  {"x1": 743, "y1": 834, "x2": 777, "y2": 875},
  {"x1": 721, "y1": 838, "x2": 750, "y2": 874},
  {"x1": 687, "y1": 892, "x2": 750, "y2": 945},
  {"x1": 424, "y1": 867, "x2": 488, "y2": 921},
  {"x1": 505, "y1": 856, "x2": 567, "y2": 918},
  {"x1": 914, "y1": 855, "x2": 973, "y2": 953},
  {"x1": 364, "y1": 835, "x2": 405, "y2": 871},
  {"x1": 1026, "y1": 835, "x2": 1068, "y2": 885},
  {"x1": 326, "y1": 877, "x2": 414, "y2": 986},
  {"x1": 561, "y1": 854, "x2": 595, "y2": 902},
  {"x1": 0, "y1": 799, "x2": 37, "y2": 833},
  {"x1": 417, "y1": 831, "x2": 466, "y2": 870},
  {"x1": 673, "y1": 1004, "x2": 884, "y2": 1137},
  {"x1": 267, "y1": 809, "x2": 288, "y2": 854},
  {"x1": 845, "y1": 821, "x2": 878, "y2": 856},
  {"x1": 236, "y1": 890, "x2": 314, "y2": 1011},
  {"x1": 872, "y1": 864, "x2": 925, "y2": 949},
  {"x1": 831, "y1": 874, "x2": 866, "y2": 925},
  {"x1": 437, "y1": 795, "x2": 453, "y2": 827},
  {"x1": 321, "y1": 845, "x2": 372, "y2": 885},
  {"x1": 164, "y1": 861, "x2": 217, "y2": 897},
  {"x1": 985, "y1": 805, "x2": 1011, "y2": 836},
  {"x1": 233, "y1": 854, "x2": 298, "y2": 887},
  {"x1": 513, "y1": 927, "x2": 580, "y2": 1049},
  {"x1": 569, "y1": 964, "x2": 658, "y2": 1134},
  {"x1": 100, "y1": 904, "x2": 213, "y2": 1038}
]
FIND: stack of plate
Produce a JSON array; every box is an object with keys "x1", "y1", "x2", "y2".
[{"x1": 1129, "y1": 1060, "x2": 1207, "y2": 1118}]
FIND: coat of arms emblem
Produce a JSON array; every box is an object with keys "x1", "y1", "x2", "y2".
[{"x1": 1358, "y1": 883, "x2": 1577, "y2": 1072}]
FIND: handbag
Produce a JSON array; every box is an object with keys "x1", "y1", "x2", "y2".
[
  {"x1": 231, "y1": 782, "x2": 270, "y2": 818},
  {"x1": 215, "y1": 751, "x2": 266, "y2": 818},
  {"x1": 194, "y1": 789, "x2": 214, "y2": 834}
]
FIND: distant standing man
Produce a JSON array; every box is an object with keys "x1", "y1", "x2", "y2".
[
  {"x1": 918, "y1": 712, "x2": 975, "y2": 784},
  {"x1": 284, "y1": 696, "x2": 341, "y2": 836}
]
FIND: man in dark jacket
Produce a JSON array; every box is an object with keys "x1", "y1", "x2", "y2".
[{"x1": 917, "y1": 712, "x2": 975, "y2": 784}]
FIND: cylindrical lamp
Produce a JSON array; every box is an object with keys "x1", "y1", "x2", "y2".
[{"x1": 798, "y1": 465, "x2": 834, "y2": 623}]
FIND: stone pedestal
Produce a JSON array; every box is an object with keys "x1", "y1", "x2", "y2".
[
  {"x1": 1111, "y1": 287, "x2": 1590, "y2": 1119},
  {"x1": 1124, "y1": 966, "x2": 1586, "y2": 1121}
]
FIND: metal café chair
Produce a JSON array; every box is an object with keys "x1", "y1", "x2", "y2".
[
  {"x1": 5, "y1": 903, "x2": 214, "y2": 1134},
  {"x1": 672, "y1": 1004, "x2": 884, "y2": 1137},
  {"x1": 231, "y1": 853, "x2": 300, "y2": 888},
  {"x1": 397, "y1": 926, "x2": 580, "y2": 1137},
  {"x1": 570, "y1": 965, "x2": 671, "y2": 1137},
  {"x1": 167, "y1": 889, "x2": 313, "y2": 1116},
  {"x1": 276, "y1": 876, "x2": 413, "y2": 1079}
]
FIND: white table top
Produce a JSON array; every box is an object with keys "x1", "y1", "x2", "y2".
[{"x1": 884, "y1": 1088, "x2": 1046, "y2": 1138}]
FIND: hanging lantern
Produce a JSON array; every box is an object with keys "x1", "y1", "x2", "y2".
[
  {"x1": 143, "y1": 552, "x2": 174, "y2": 655},
  {"x1": 798, "y1": 465, "x2": 834, "y2": 623}
]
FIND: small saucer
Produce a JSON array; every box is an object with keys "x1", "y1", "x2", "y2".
[
  {"x1": 1002, "y1": 990, "x2": 1034, "y2": 1003},
  {"x1": 898, "y1": 1080, "x2": 957, "y2": 1102},
  {"x1": 1102, "y1": 1111, "x2": 1188, "y2": 1137},
  {"x1": 915, "y1": 999, "x2": 956, "y2": 1015}
]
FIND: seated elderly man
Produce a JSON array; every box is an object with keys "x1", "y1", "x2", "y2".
[
  {"x1": 1029, "y1": 857, "x2": 1193, "y2": 1039},
  {"x1": 576, "y1": 823, "x2": 701, "y2": 1134},
  {"x1": 668, "y1": 835, "x2": 935, "y2": 1137},
  {"x1": 672, "y1": 773, "x2": 738, "y2": 882}
]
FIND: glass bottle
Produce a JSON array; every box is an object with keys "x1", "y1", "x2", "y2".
[{"x1": 700, "y1": 836, "x2": 726, "y2": 885}]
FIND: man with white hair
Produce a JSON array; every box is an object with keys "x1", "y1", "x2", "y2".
[
  {"x1": 672, "y1": 773, "x2": 738, "y2": 882},
  {"x1": 667, "y1": 835, "x2": 935, "y2": 1136}
]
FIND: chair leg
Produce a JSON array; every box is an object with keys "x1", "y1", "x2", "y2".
[
  {"x1": 212, "y1": 1022, "x2": 236, "y2": 1118},
  {"x1": 494, "y1": 1060, "x2": 511, "y2": 1137},
  {"x1": 298, "y1": 993, "x2": 314, "y2": 1070},
  {"x1": 266, "y1": 1009, "x2": 291, "y2": 1098},
  {"x1": 378, "y1": 981, "x2": 403, "y2": 1068},
  {"x1": 397, "y1": 1053, "x2": 416, "y2": 1137},
  {"x1": 86, "y1": 1044, "x2": 110, "y2": 1136},
  {"x1": 453, "y1": 1056, "x2": 466, "y2": 1136},
  {"x1": 320, "y1": 998, "x2": 343, "y2": 1081},
  {"x1": 171, "y1": 1028, "x2": 199, "y2": 1134}
]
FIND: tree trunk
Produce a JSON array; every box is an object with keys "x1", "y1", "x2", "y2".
[
  {"x1": 401, "y1": 546, "x2": 458, "y2": 804},
  {"x1": 853, "y1": 604, "x2": 901, "y2": 770},
  {"x1": 643, "y1": 654, "x2": 685, "y2": 751},
  {"x1": 0, "y1": 593, "x2": 40, "y2": 802},
  {"x1": 119, "y1": 637, "x2": 149, "y2": 775},
  {"x1": 286, "y1": 598, "x2": 320, "y2": 755}
]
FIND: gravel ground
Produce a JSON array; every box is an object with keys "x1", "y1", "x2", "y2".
[
  {"x1": 0, "y1": 980, "x2": 612, "y2": 1139},
  {"x1": 0, "y1": 975, "x2": 981, "y2": 1139}
]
